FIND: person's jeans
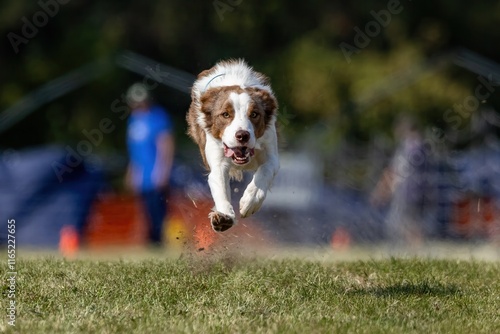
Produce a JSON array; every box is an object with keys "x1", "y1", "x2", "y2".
[{"x1": 140, "y1": 189, "x2": 168, "y2": 245}]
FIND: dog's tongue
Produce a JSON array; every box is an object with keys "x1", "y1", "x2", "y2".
[
  {"x1": 224, "y1": 146, "x2": 235, "y2": 158},
  {"x1": 224, "y1": 145, "x2": 255, "y2": 158}
]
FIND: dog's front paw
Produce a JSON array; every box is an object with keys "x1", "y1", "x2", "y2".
[
  {"x1": 239, "y1": 185, "x2": 266, "y2": 218},
  {"x1": 209, "y1": 211, "x2": 235, "y2": 232}
]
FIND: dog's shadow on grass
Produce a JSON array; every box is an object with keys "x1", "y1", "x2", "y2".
[{"x1": 349, "y1": 281, "x2": 461, "y2": 297}]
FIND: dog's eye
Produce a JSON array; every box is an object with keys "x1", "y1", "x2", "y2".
[
  {"x1": 250, "y1": 111, "x2": 259, "y2": 118},
  {"x1": 221, "y1": 112, "x2": 230, "y2": 118}
]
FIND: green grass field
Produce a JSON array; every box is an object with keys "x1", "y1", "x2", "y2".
[{"x1": 2, "y1": 248, "x2": 499, "y2": 334}]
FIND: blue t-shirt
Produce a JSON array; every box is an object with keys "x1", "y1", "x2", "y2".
[{"x1": 127, "y1": 105, "x2": 172, "y2": 192}]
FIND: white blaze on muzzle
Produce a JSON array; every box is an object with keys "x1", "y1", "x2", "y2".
[{"x1": 222, "y1": 92, "x2": 256, "y2": 149}]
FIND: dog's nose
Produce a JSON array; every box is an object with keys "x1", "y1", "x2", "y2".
[{"x1": 235, "y1": 130, "x2": 250, "y2": 144}]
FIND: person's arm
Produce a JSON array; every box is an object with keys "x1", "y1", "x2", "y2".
[{"x1": 153, "y1": 132, "x2": 175, "y2": 189}]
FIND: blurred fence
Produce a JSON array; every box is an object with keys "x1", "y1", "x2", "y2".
[
  {"x1": 260, "y1": 132, "x2": 500, "y2": 244},
  {"x1": 1, "y1": 139, "x2": 499, "y2": 251}
]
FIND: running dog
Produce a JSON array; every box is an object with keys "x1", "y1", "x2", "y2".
[{"x1": 187, "y1": 59, "x2": 279, "y2": 232}]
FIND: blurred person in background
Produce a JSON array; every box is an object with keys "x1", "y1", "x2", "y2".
[
  {"x1": 371, "y1": 115, "x2": 429, "y2": 247},
  {"x1": 125, "y1": 83, "x2": 175, "y2": 246}
]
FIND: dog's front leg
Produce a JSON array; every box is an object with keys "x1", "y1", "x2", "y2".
[
  {"x1": 207, "y1": 168, "x2": 236, "y2": 232},
  {"x1": 205, "y1": 138, "x2": 235, "y2": 232},
  {"x1": 240, "y1": 154, "x2": 279, "y2": 218}
]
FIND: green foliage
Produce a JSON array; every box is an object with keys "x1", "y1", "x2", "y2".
[{"x1": 1, "y1": 0, "x2": 499, "y2": 150}]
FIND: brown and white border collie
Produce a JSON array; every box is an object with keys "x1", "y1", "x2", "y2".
[{"x1": 187, "y1": 59, "x2": 279, "y2": 232}]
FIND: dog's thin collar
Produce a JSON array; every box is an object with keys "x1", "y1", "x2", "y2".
[{"x1": 204, "y1": 73, "x2": 226, "y2": 91}]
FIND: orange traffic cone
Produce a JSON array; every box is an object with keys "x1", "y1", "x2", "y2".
[
  {"x1": 331, "y1": 226, "x2": 351, "y2": 250},
  {"x1": 59, "y1": 225, "x2": 79, "y2": 258}
]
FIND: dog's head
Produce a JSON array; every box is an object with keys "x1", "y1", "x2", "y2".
[{"x1": 200, "y1": 85, "x2": 277, "y2": 165}]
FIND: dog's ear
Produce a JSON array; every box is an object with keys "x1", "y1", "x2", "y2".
[
  {"x1": 197, "y1": 68, "x2": 213, "y2": 79},
  {"x1": 249, "y1": 88, "x2": 278, "y2": 122},
  {"x1": 200, "y1": 89, "x2": 220, "y2": 129}
]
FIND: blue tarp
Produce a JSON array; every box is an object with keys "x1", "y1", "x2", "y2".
[{"x1": 0, "y1": 146, "x2": 103, "y2": 247}]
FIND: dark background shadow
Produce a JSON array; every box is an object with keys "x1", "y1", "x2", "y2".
[{"x1": 349, "y1": 281, "x2": 461, "y2": 297}]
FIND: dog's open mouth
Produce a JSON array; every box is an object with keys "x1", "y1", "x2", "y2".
[{"x1": 224, "y1": 144, "x2": 255, "y2": 165}]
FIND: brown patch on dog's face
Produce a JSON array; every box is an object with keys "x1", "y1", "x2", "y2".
[
  {"x1": 211, "y1": 100, "x2": 235, "y2": 140},
  {"x1": 247, "y1": 88, "x2": 278, "y2": 138},
  {"x1": 200, "y1": 85, "x2": 277, "y2": 141},
  {"x1": 200, "y1": 86, "x2": 244, "y2": 140}
]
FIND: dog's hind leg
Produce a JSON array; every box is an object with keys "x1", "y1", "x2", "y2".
[{"x1": 239, "y1": 157, "x2": 279, "y2": 218}]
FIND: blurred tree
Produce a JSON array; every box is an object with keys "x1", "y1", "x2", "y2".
[{"x1": 0, "y1": 0, "x2": 498, "y2": 153}]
